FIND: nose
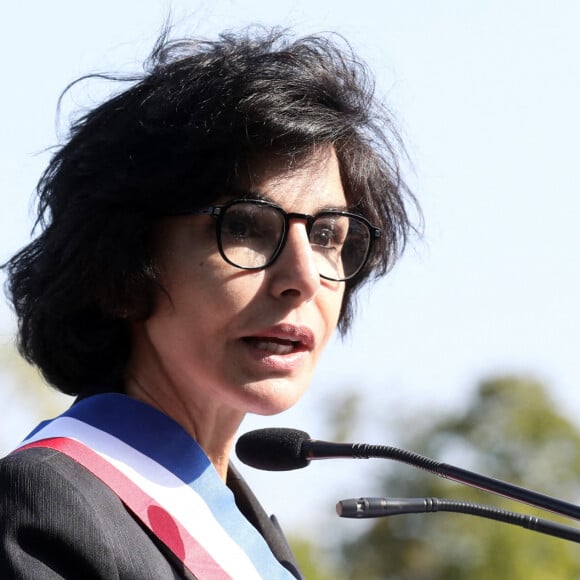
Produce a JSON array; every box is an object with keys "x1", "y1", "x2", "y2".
[{"x1": 267, "y1": 221, "x2": 321, "y2": 301}]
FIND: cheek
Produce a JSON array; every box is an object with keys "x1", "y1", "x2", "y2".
[
  {"x1": 323, "y1": 283, "x2": 345, "y2": 328},
  {"x1": 310, "y1": 288, "x2": 344, "y2": 358},
  {"x1": 156, "y1": 261, "x2": 263, "y2": 335}
]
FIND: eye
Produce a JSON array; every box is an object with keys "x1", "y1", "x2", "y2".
[
  {"x1": 310, "y1": 217, "x2": 348, "y2": 249},
  {"x1": 220, "y1": 203, "x2": 283, "y2": 243},
  {"x1": 221, "y1": 209, "x2": 255, "y2": 239}
]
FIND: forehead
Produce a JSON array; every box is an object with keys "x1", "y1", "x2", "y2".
[{"x1": 236, "y1": 147, "x2": 347, "y2": 212}]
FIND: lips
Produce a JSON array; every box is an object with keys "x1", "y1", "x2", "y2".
[
  {"x1": 244, "y1": 337, "x2": 302, "y2": 355},
  {"x1": 242, "y1": 325, "x2": 315, "y2": 355}
]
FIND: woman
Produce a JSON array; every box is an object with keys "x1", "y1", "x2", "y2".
[{"x1": 0, "y1": 27, "x2": 415, "y2": 578}]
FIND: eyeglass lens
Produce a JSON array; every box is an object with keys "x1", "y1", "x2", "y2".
[{"x1": 218, "y1": 201, "x2": 371, "y2": 281}]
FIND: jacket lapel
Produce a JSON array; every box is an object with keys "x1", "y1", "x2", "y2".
[{"x1": 227, "y1": 464, "x2": 304, "y2": 580}]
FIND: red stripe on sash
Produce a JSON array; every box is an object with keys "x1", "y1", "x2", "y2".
[{"x1": 18, "y1": 438, "x2": 233, "y2": 579}]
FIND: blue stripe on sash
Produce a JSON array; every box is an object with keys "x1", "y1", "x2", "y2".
[{"x1": 24, "y1": 394, "x2": 295, "y2": 579}]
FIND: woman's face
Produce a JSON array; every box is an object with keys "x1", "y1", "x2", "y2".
[{"x1": 127, "y1": 149, "x2": 346, "y2": 419}]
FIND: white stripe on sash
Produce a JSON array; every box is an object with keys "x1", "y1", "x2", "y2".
[{"x1": 23, "y1": 417, "x2": 264, "y2": 580}]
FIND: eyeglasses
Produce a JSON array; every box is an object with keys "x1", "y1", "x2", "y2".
[{"x1": 176, "y1": 198, "x2": 380, "y2": 282}]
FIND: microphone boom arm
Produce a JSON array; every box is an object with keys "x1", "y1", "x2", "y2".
[
  {"x1": 303, "y1": 439, "x2": 580, "y2": 521},
  {"x1": 235, "y1": 428, "x2": 580, "y2": 522},
  {"x1": 336, "y1": 496, "x2": 580, "y2": 544}
]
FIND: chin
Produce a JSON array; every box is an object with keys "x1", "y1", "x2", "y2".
[
  {"x1": 252, "y1": 403, "x2": 297, "y2": 417},
  {"x1": 242, "y1": 379, "x2": 308, "y2": 416}
]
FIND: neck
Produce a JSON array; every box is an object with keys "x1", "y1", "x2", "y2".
[{"x1": 124, "y1": 373, "x2": 244, "y2": 481}]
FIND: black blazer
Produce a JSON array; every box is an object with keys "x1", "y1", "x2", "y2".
[{"x1": 0, "y1": 447, "x2": 303, "y2": 579}]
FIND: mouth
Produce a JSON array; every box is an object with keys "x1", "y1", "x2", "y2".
[
  {"x1": 242, "y1": 337, "x2": 305, "y2": 355},
  {"x1": 242, "y1": 325, "x2": 315, "y2": 356}
]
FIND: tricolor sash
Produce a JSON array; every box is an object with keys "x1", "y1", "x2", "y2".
[{"x1": 14, "y1": 394, "x2": 295, "y2": 580}]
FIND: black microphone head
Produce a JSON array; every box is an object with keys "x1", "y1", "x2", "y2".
[{"x1": 235, "y1": 428, "x2": 311, "y2": 471}]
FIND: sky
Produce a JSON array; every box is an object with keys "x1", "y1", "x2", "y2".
[{"x1": 1, "y1": 1, "x2": 579, "y2": 538}]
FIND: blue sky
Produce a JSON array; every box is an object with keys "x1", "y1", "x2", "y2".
[{"x1": 1, "y1": 1, "x2": 578, "y2": 536}]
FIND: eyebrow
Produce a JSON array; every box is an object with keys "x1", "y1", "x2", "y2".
[{"x1": 234, "y1": 190, "x2": 351, "y2": 214}]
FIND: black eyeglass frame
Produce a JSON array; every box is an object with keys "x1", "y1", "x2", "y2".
[{"x1": 171, "y1": 198, "x2": 382, "y2": 282}]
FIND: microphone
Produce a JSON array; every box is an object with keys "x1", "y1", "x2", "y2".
[
  {"x1": 336, "y1": 497, "x2": 580, "y2": 543},
  {"x1": 235, "y1": 428, "x2": 580, "y2": 521},
  {"x1": 235, "y1": 427, "x2": 357, "y2": 470}
]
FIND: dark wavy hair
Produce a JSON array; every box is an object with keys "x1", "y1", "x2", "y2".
[{"x1": 3, "y1": 27, "x2": 418, "y2": 396}]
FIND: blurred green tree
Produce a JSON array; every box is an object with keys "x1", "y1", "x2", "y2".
[
  {"x1": 289, "y1": 536, "x2": 343, "y2": 580},
  {"x1": 338, "y1": 377, "x2": 580, "y2": 579}
]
